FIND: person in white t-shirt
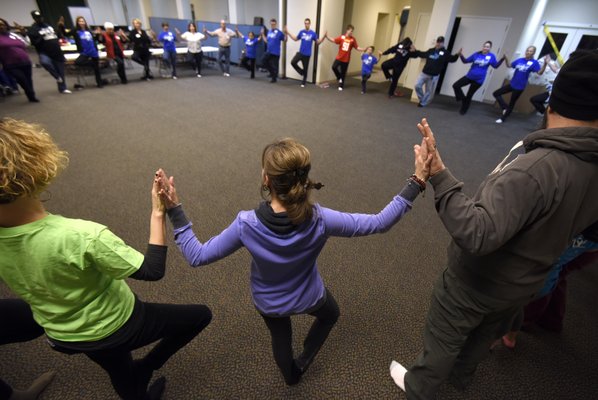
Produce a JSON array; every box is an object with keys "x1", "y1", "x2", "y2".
[{"x1": 178, "y1": 23, "x2": 206, "y2": 77}]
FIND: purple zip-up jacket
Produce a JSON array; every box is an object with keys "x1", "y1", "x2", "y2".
[{"x1": 169, "y1": 184, "x2": 419, "y2": 316}]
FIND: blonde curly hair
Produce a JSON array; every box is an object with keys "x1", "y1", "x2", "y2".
[{"x1": 0, "y1": 118, "x2": 69, "y2": 203}]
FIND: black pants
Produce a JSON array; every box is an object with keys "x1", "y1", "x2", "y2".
[
  {"x1": 262, "y1": 52, "x2": 280, "y2": 82},
  {"x1": 261, "y1": 288, "x2": 340, "y2": 385},
  {"x1": 50, "y1": 299, "x2": 212, "y2": 400},
  {"x1": 331, "y1": 60, "x2": 349, "y2": 87},
  {"x1": 453, "y1": 76, "x2": 482, "y2": 114},
  {"x1": 0, "y1": 299, "x2": 45, "y2": 400},
  {"x1": 291, "y1": 52, "x2": 310, "y2": 85},
  {"x1": 361, "y1": 74, "x2": 371, "y2": 93},
  {"x1": 493, "y1": 84, "x2": 523, "y2": 121},
  {"x1": 382, "y1": 60, "x2": 408, "y2": 97},
  {"x1": 113, "y1": 56, "x2": 127, "y2": 83},
  {"x1": 75, "y1": 55, "x2": 103, "y2": 87},
  {"x1": 4, "y1": 63, "x2": 36, "y2": 101},
  {"x1": 132, "y1": 49, "x2": 152, "y2": 78},
  {"x1": 241, "y1": 57, "x2": 256, "y2": 78},
  {"x1": 188, "y1": 51, "x2": 203, "y2": 74},
  {"x1": 530, "y1": 91, "x2": 549, "y2": 114}
]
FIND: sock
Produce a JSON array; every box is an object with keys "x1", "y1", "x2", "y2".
[
  {"x1": 146, "y1": 377, "x2": 166, "y2": 400},
  {"x1": 9, "y1": 371, "x2": 55, "y2": 400},
  {"x1": 390, "y1": 360, "x2": 407, "y2": 392}
]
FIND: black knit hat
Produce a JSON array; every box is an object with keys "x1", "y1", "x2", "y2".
[{"x1": 549, "y1": 50, "x2": 598, "y2": 121}]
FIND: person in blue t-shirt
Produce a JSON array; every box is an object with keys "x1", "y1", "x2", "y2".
[
  {"x1": 236, "y1": 29, "x2": 261, "y2": 79},
  {"x1": 360, "y1": 46, "x2": 379, "y2": 94},
  {"x1": 72, "y1": 16, "x2": 104, "y2": 88},
  {"x1": 285, "y1": 18, "x2": 326, "y2": 87},
  {"x1": 452, "y1": 41, "x2": 505, "y2": 115},
  {"x1": 260, "y1": 19, "x2": 286, "y2": 83},
  {"x1": 158, "y1": 22, "x2": 178, "y2": 79},
  {"x1": 493, "y1": 45, "x2": 549, "y2": 123}
]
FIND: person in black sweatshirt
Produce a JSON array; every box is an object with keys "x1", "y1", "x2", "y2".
[
  {"x1": 128, "y1": 18, "x2": 154, "y2": 80},
  {"x1": 412, "y1": 36, "x2": 460, "y2": 107},
  {"x1": 381, "y1": 37, "x2": 415, "y2": 98}
]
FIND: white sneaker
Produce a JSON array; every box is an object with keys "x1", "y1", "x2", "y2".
[
  {"x1": 172, "y1": 76, "x2": 178, "y2": 80},
  {"x1": 301, "y1": 84, "x2": 305, "y2": 88},
  {"x1": 390, "y1": 361, "x2": 407, "y2": 391},
  {"x1": 223, "y1": 73, "x2": 230, "y2": 77},
  {"x1": 338, "y1": 87, "x2": 343, "y2": 91},
  {"x1": 495, "y1": 118, "x2": 503, "y2": 124},
  {"x1": 339, "y1": 78, "x2": 343, "y2": 84},
  {"x1": 197, "y1": 74, "x2": 202, "y2": 78},
  {"x1": 61, "y1": 89, "x2": 72, "y2": 94},
  {"x1": 56, "y1": 77, "x2": 63, "y2": 84},
  {"x1": 502, "y1": 109, "x2": 507, "y2": 116}
]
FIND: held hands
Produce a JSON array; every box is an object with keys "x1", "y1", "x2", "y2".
[
  {"x1": 416, "y1": 118, "x2": 445, "y2": 177},
  {"x1": 155, "y1": 168, "x2": 180, "y2": 210},
  {"x1": 151, "y1": 173, "x2": 165, "y2": 215},
  {"x1": 413, "y1": 137, "x2": 433, "y2": 182}
]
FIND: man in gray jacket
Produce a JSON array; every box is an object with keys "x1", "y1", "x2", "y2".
[{"x1": 390, "y1": 49, "x2": 598, "y2": 399}]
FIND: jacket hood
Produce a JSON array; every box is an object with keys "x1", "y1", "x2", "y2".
[{"x1": 523, "y1": 126, "x2": 598, "y2": 163}]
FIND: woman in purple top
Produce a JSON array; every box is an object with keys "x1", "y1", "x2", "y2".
[
  {"x1": 0, "y1": 18, "x2": 38, "y2": 102},
  {"x1": 156, "y1": 137, "x2": 432, "y2": 385}
]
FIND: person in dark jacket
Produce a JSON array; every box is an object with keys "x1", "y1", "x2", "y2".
[
  {"x1": 389, "y1": 49, "x2": 598, "y2": 400},
  {"x1": 13, "y1": 11, "x2": 70, "y2": 94},
  {"x1": 381, "y1": 37, "x2": 415, "y2": 98},
  {"x1": 412, "y1": 36, "x2": 460, "y2": 107},
  {"x1": 128, "y1": 18, "x2": 154, "y2": 80}
]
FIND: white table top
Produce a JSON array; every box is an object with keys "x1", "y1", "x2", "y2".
[{"x1": 63, "y1": 46, "x2": 219, "y2": 61}]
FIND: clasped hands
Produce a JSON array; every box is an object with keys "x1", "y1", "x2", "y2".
[
  {"x1": 413, "y1": 118, "x2": 446, "y2": 182},
  {"x1": 151, "y1": 169, "x2": 180, "y2": 213}
]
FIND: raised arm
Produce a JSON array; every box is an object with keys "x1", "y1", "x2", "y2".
[
  {"x1": 537, "y1": 55, "x2": 549, "y2": 75},
  {"x1": 156, "y1": 169, "x2": 243, "y2": 267},
  {"x1": 492, "y1": 54, "x2": 506, "y2": 68},
  {"x1": 316, "y1": 31, "x2": 327, "y2": 45},
  {"x1": 285, "y1": 26, "x2": 298, "y2": 41}
]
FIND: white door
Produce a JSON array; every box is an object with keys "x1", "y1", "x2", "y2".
[
  {"x1": 285, "y1": 0, "x2": 319, "y2": 83},
  {"x1": 439, "y1": 16, "x2": 510, "y2": 102},
  {"x1": 534, "y1": 24, "x2": 598, "y2": 62},
  {"x1": 402, "y1": 12, "x2": 430, "y2": 90}
]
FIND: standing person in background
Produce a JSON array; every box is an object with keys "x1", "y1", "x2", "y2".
[
  {"x1": 14, "y1": 11, "x2": 70, "y2": 94},
  {"x1": 261, "y1": 19, "x2": 286, "y2": 83},
  {"x1": 381, "y1": 37, "x2": 415, "y2": 98},
  {"x1": 493, "y1": 46, "x2": 548, "y2": 124},
  {"x1": 325, "y1": 25, "x2": 364, "y2": 91},
  {"x1": 158, "y1": 22, "x2": 177, "y2": 79},
  {"x1": 128, "y1": 18, "x2": 154, "y2": 80},
  {"x1": 453, "y1": 41, "x2": 505, "y2": 115},
  {"x1": 98, "y1": 22, "x2": 128, "y2": 84},
  {"x1": 179, "y1": 23, "x2": 206, "y2": 78},
  {"x1": 285, "y1": 18, "x2": 326, "y2": 87},
  {"x1": 360, "y1": 46, "x2": 380, "y2": 94},
  {"x1": 205, "y1": 20, "x2": 238, "y2": 77},
  {"x1": 530, "y1": 54, "x2": 560, "y2": 115},
  {"x1": 412, "y1": 36, "x2": 460, "y2": 107},
  {"x1": 72, "y1": 16, "x2": 104, "y2": 88},
  {"x1": 0, "y1": 18, "x2": 39, "y2": 102},
  {"x1": 236, "y1": 29, "x2": 261, "y2": 79}
]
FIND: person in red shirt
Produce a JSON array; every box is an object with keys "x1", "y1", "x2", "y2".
[{"x1": 325, "y1": 24, "x2": 364, "y2": 91}]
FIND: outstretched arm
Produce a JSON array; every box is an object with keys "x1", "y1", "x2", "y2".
[{"x1": 285, "y1": 26, "x2": 298, "y2": 41}]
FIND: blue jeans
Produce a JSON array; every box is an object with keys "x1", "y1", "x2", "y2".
[
  {"x1": 163, "y1": 49, "x2": 177, "y2": 77},
  {"x1": 218, "y1": 46, "x2": 231, "y2": 73},
  {"x1": 39, "y1": 53, "x2": 66, "y2": 92},
  {"x1": 415, "y1": 72, "x2": 439, "y2": 106}
]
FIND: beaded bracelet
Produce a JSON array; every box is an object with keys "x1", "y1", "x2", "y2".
[{"x1": 409, "y1": 174, "x2": 426, "y2": 192}]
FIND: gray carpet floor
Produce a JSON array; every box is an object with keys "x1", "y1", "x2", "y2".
[{"x1": 1, "y1": 60, "x2": 597, "y2": 399}]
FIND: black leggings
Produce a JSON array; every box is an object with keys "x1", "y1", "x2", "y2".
[
  {"x1": 493, "y1": 84, "x2": 523, "y2": 121},
  {"x1": 331, "y1": 60, "x2": 349, "y2": 87},
  {"x1": 188, "y1": 52, "x2": 203, "y2": 74},
  {"x1": 241, "y1": 57, "x2": 256, "y2": 78},
  {"x1": 132, "y1": 49, "x2": 152, "y2": 77},
  {"x1": 361, "y1": 74, "x2": 371, "y2": 93},
  {"x1": 382, "y1": 60, "x2": 408, "y2": 97},
  {"x1": 261, "y1": 288, "x2": 340, "y2": 385},
  {"x1": 50, "y1": 299, "x2": 212, "y2": 399},
  {"x1": 291, "y1": 53, "x2": 310, "y2": 85},
  {"x1": 0, "y1": 299, "x2": 45, "y2": 400},
  {"x1": 453, "y1": 76, "x2": 482, "y2": 114}
]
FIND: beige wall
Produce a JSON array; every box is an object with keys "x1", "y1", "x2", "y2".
[
  {"x1": 316, "y1": 0, "x2": 346, "y2": 82},
  {"x1": 542, "y1": 0, "x2": 598, "y2": 25},
  {"x1": 190, "y1": 0, "x2": 229, "y2": 21}
]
